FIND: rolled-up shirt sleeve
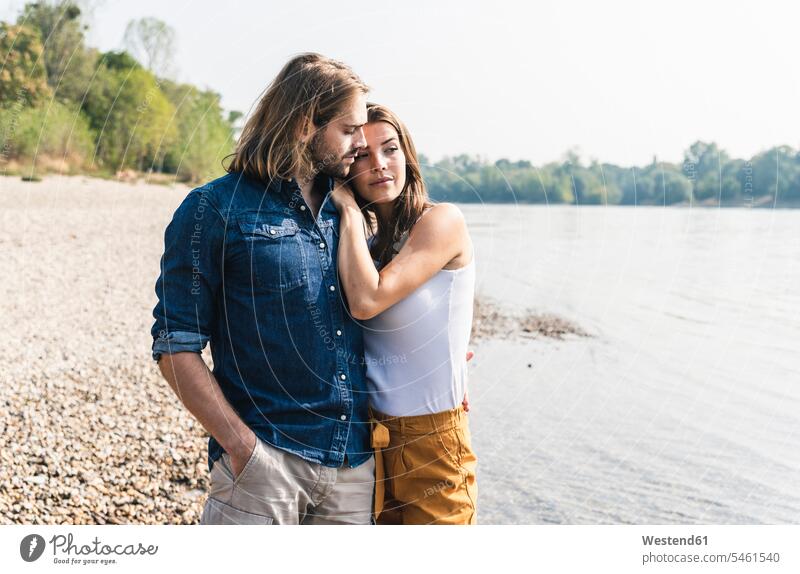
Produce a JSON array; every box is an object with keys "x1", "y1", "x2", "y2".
[{"x1": 151, "y1": 187, "x2": 224, "y2": 361}]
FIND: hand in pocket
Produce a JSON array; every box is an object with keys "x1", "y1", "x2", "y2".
[{"x1": 229, "y1": 431, "x2": 258, "y2": 480}]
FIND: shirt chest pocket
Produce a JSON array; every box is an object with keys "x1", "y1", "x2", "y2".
[{"x1": 238, "y1": 219, "x2": 307, "y2": 292}]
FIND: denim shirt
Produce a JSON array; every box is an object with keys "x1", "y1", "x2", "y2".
[{"x1": 151, "y1": 172, "x2": 371, "y2": 471}]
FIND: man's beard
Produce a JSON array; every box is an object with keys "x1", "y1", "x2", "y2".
[{"x1": 309, "y1": 131, "x2": 355, "y2": 179}]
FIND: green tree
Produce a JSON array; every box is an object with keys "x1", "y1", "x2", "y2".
[
  {"x1": 83, "y1": 51, "x2": 176, "y2": 170},
  {"x1": 18, "y1": 1, "x2": 97, "y2": 103},
  {"x1": 160, "y1": 80, "x2": 235, "y2": 181},
  {"x1": 0, "y1": 23, "x2": 50, "y2": 106},
  {"x1": 653, "y1": 167, "x2": 692, "y2": 205},
  {"x1": 12, "y1": 100, "x2": 94, "y2": 166},
  {"x1": 750, "y1": 146, "x2": 800, "y2": 204},
  {"x1": 683, "y1": 141, "x2": 729, "y2": 202}
]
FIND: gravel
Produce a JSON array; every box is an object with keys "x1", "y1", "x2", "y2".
[{"x1": 1, "y1": 175, "x2": 206, "y2": 525}]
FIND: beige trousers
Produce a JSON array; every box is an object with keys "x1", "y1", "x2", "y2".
[{"x1": 199, "y1": 437, "x2": 375, "y2": 525}]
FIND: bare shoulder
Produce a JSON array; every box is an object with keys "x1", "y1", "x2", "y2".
[
  {"x1": 412, "y1": 203, "x2": 467, "y2": 237},
  {"x1": 407, "y1": 203, "x2": 471, "y2": 269}
]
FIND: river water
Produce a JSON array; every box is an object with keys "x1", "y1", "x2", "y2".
[{"x1": 462, "y1": 204, "x2": 800, "y2": 523}]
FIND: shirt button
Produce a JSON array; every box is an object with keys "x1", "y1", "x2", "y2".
[
  {"x1": 319, "y1": 242, "x2": 325, "y2": 249},
  {"x1": 336, "y1": 329, "x2": 342, "y2": 336},
  {"x1": 329, "y1": 285, "x2": 336, "y2": 291},
  {"x1": 300, "y1": 205, "x2": 306, "y2": 211},
  {"x1": 269, "y1": 229, "x2": 276, "y2": 235},
  {"x1": 340, "y1": 374, "x2": 347, "y2": 380},
  {"x1": 340, "y1": 415, "x2": 347, "y2": 421}
]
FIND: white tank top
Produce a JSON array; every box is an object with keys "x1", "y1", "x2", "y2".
[{"x1": 363, "y1": 225, "x2": 475, "y2": 417}]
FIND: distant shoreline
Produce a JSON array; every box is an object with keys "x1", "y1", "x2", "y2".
[{"x1": 2, "y1": 173, "x2": 797, "y2": 209}]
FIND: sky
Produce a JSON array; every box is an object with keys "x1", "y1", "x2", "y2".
[{"x1": 3, "y1": 0, "x2": 799, "y2": 166}]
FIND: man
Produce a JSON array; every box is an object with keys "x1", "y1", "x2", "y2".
[{"x1": 151, "y1": 53, "x2": 373, "y2": 524}]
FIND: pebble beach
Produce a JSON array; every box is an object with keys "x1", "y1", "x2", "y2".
[{"x1": 1, "y1": 175, "x2": 208, "y2": 524}]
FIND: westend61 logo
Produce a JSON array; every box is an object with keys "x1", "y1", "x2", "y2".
[{"x1": 19, "y1": 533, "x2": 158, "y2": 566}]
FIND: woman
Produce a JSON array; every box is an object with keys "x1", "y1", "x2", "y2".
[{"x1": 330, "y1": 103, "x2": 477, "y2": 525}]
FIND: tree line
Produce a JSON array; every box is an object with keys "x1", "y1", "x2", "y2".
[
  {"x1": 0, "y1": 1, "x2": 237, "y2": 182},
  {"x1": 421, "y1": 142, "x2": 800, "y2": 206}
]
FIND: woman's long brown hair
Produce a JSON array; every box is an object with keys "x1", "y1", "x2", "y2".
[{"x1": 355, "y1": 103, "x2": 434, "y2": 268}]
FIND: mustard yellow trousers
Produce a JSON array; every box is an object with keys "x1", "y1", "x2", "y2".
[{"x1": 371, "y1": 406, "x2": 478, "y2": 525}]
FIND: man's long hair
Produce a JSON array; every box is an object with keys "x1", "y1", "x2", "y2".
[{"x1": 226, "y1": 53, "x2": 369, "y2": 182}]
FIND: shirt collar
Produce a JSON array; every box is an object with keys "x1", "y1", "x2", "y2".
[{"x1": 279, "y1": 173, "x2": 333, "y2": 193}]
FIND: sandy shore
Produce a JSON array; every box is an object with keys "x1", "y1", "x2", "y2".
[{"x1": 0, "y1": 175, "x2": 587, "y2": 525}]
